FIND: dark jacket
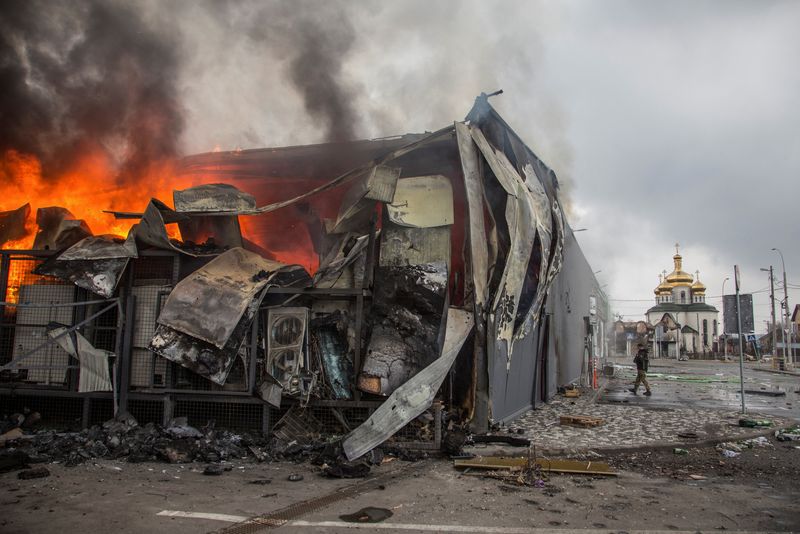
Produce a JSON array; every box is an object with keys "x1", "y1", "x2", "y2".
[{"x1": 634, "y1": 349, "x2": 649, "y2": 372}]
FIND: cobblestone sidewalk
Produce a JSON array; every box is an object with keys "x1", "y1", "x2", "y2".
[{"x1": 503, "y1": 385, "x2": 791, "y2": 454}]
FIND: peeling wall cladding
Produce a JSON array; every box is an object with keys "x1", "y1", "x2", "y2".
[{"x1": 547, "y1": 229, "x2": 599, "y2": 387}]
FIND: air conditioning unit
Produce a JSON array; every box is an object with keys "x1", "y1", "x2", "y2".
[
  {"x1": 11, "y1": 285, "x2": 75, "y2": 385},
  {"x1": 130, "y1": 285, "x2": 171, "y2": 388},
  {"x1": 266, "y1": 307, "x2": 308, "y2": 390}
]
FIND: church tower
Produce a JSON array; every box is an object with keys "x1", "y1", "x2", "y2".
[{"x1": 646, "y1": 244, "x2": 719, "y2": 357}]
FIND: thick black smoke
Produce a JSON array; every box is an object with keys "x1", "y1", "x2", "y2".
[
  {"x1": 0, "y1": 0, "x2": 183, "y2": 184},
  {"x1": 284, "y1": 13, "x2": 359, "y2": 142},
  {"x1": 238, "y1": 0, "x2": 362, "y2": 143}
]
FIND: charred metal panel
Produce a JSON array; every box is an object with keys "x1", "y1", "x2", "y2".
[
  {"x1": 360, "y1": 262, "x2": 448, "y2": 396},
  {"x1": 514, "y1": 165, "x2": 555, "y2": 340},
  {"x1": 313, "y1": 233, "x2": 369, "y2": 289},
  {"x1": 47, "y1": 323, "x2": 112, "y2": 393},
  {"x1": 34, "y1": 234, "x2": 138, "y2": 298},
  {"x1": 455, "y1": 122, "x2": 490, "y2": 426},
  {"x1": 386, "y1": 175, "x2": 453, "y2": 228},
  {"x1": 58, "y1": 233, "x2": 138, "y2": 261},
  {"x1": 333, "y1": 165, "x2": 401, "y2": 233},
  {"x1": 343, "y1": 307, "x2": 473, "y2": 461},
  {"x1": 157, "y1": 248, "x2": 303, "y2": 349},
  {"x1": 173, "y1": 183, "x2": 257, "y2": 213},
  {"x1": 35, "y1": 256, "x2": 129, "y2": 298},
  {"x1": 0, "y1": 204, "x2": 30, "y2": 246},
  {"x1": 150, "y1": 248, "x2": 308, "y2": 385},
  {"x1": 32, "y1": 207, "x2": 92, "y2": 251},
  {"x1": 379, "y1": 225, "x2": 450, "y2": 269},
  {"x1": 470, "y1": 127, "x2": 536, "y2": 370},
  {"x1": 177, "y1": 215, "x2": 243, "y2": 250},
  {"x1": 134, "y1": 199, "x2": 191, "y2": 252},
  {"x1": 150, "y1": 295, "x2": 261, "y2": 385},
  {"x1": 257, "y1": 372, "x2": 283, "y2": 408},
  {"x1": 455, "y1": 123, "x2": 489, "y2": 307}
]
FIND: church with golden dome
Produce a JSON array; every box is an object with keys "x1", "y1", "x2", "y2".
[{"x1": 646, "y1": 245, "x2": 719, "y2": 357}]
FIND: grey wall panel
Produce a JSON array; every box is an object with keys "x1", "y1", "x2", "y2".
[
  {"x1": 548, "y1": 229, "x2": 600, "y2": 387},
  {"x1": 489, "y1": 329, "x2": 538, "y2": 422}
]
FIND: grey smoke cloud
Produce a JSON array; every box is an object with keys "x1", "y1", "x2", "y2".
[
  {"x1": 2, "y1": 0, "x2": 796, "y2": 332},
  {"x1": 0, "y1": 0, "x2": 183, "y2": 185}
]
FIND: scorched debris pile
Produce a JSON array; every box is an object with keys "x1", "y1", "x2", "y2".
[{"x1": 0, "y1": 96, "x2": 565, "y2": 460}]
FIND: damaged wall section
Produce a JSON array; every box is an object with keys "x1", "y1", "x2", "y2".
[{"x1": 0, "y1": 96, "x2": 604, "y2": 456}]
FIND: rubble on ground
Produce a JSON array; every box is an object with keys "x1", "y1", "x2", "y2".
[
  {"x1": 0, "y1": 411, "x2": 423, "y2": 476},
  {"x1": 775, "y1": 427, "x2": 800, "y2": 442}
]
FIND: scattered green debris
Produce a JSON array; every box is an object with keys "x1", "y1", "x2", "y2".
[
  {"x1": 775, "y1": 427, "x2": 800, "y2": 442},
  {"x1": 673, "y1": 448, "x2": 689, "y2": 455},
  {"x1": 738, "y1": 418, "x2": 772, "y2": 428}
]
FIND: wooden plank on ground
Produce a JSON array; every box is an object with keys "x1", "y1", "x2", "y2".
[
  {"x1": 559, "y1": 415, "x2": 604, "y2": 427},
  {"x1": 453, "y1": 456, "x2": 616, "y2": 476}
]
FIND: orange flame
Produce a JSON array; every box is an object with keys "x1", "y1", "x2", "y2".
[
  {"x1": 2, "y1": 148, "x2": 331, "y2": 277},
  {"x1": 1, "y1": 148, "x2": 194, "y2": 249}
]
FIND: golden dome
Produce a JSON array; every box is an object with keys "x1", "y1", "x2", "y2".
[
  {"x1": 691, "y1": 271, "x2": 706, "y2": 293},
  {"x1": 665, "y1": 253, "x2": 693, "y2": 286},
  {"x1": 654, "y1": 274, "x2": 672, "y2": 295}
]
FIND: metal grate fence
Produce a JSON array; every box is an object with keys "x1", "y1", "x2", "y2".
[{"x1": 0, "y1": 250, "x2": 441, "y2": 449}]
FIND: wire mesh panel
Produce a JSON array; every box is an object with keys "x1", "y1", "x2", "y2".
[
  {"x1": 174, "y1": 400, "x2": 263, "y2": 432},
  {"x1": 0, "y1": 253, "x2": 120, "y2": 392},
  {"x1": 127, "y1": 399, "x2": 164, "y2": 426},
  {"x1": 1, "y1": 255, "x2": 75, "y2": 386},
  {"x1": 129, "y1": 285, "x2": 172, "y2": 389},
  {"x1": 88, "y1": 397, "x2": 115, "y2": 426},
  {"x1": 309, "y1": 406, "x2": 370, "y2": 434}
]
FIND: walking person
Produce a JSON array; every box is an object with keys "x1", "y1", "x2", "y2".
[{"x1": 630, "y1": 343, "x2": 652, "y2": 396}]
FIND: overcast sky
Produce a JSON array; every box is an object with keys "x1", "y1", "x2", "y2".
[
  {"x1": 7, "y1": 0, "x2": 796, "y2": 333},
  {"x1": 166, "y1": 0, "x2": 799, "y2": 332}
]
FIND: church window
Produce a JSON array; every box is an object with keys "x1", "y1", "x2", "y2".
[
  {"x1": 680, "y1": 291, "x2": 686, "y2": 304},
  {"x1": 703, "y1": 319, "x2": 708, "y2": 346}
]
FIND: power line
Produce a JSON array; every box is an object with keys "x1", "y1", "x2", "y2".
[{"x1": 609, "y1": 287, "x2": 771, "y2": 302}]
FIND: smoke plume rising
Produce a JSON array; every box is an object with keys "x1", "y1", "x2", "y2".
[{"x1": 0, "y1": 0, "x2": 183, "y2": 186}]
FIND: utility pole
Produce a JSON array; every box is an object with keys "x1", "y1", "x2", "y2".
[
  {"x1": 722, "y1": 277, "x2": 730, "y2": 360},
  {"x1": 761, "y1": 266, "x2": 777, "y2": 358},
  {"x1": 772, "y1": 248, "x2": 791, "y2": 366},
  {"x1": 734, "y1": 265, "x2": 746, "y2": 414}
]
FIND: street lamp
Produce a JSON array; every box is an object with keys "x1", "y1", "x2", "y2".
[
  {"x1": 722, "y1": 276, "x2": 730, "y2": 359},
  {"x1": 772, "y1": 248, "x2": 791, "y2": 365}
]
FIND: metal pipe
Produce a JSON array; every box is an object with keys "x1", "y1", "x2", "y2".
[{"x1": 772, "y1": 248, "x2": 791, "y2": 365}]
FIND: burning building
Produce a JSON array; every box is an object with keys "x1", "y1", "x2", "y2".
[{"x1": 0, "y1": 95, "x2": 606, "y2": 457}]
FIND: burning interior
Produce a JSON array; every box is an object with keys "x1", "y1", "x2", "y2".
[{"x1": 0, "y1": 96, "x2": 568, "y2": 457}]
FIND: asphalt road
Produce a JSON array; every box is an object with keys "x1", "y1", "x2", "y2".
[{"x1": 1, "y1": 357, "x2": 798, "y2": 534}]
